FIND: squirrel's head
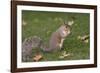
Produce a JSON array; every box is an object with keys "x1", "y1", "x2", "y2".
[{"x1": 59, "y1": 24, "x2": 71, "y2": 38}]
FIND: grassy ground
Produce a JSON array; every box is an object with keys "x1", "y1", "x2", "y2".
[{"x1": 22, "y1": 10, "x2": 90, "y2": 62}]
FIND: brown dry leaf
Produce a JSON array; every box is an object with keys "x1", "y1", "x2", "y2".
[{"x1": 33, "y1": 54, "x2": 42, "y2": 61}]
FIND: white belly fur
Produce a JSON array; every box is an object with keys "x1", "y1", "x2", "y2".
[{"x1": 59, "y1": 39, "x2": 64, "y2": 48}]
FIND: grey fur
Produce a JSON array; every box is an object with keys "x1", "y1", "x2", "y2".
[
  {"x1": 22, "y1": 36, "x2": 42, "y2": 61},
  {"x1": 42, "y1": 24, "x2": 71, "y2": 52},
  {"x1": 22, "y1": 21, "x2": 73, "y2": 61}
]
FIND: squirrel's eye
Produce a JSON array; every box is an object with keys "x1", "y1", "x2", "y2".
[
  {"x1": 65, "y1": 25, "x2": 67, "y2": 28},
  {"x1": 65, "y1": 25, "x2": 69, "y2": 28}
]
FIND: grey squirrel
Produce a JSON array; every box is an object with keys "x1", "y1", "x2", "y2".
[{"x1": 22, "y1": 20, "x2": 74, "y2": 62}]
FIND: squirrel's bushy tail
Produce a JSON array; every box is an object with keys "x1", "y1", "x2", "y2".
[
  {"x1": 22, "y1": 36, "x2": 52, "y2": 61},
  {"x1": 40, "y1": 42, "x2": 52, "y2": 52},
  {"x1": 22, "y1": 36, "x2": 43, "y2": 61}
]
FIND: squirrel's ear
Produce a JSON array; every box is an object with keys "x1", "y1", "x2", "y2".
[{"x1": 63, "y1": 21, "x2": 68, "y2": 25}]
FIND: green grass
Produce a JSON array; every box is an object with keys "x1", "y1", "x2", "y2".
[{"x1": 22, "y1": 10, "x2": 90, "y2": 62}]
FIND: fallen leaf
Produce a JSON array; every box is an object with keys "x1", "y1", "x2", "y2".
[
  {"x1": 59, "y1": 55, "x2": 65, "y2": 59},
  {"x1": 59, "y1": 51, "x2": 71, "y2": 59},
  {"x1": 22, "y1": 20, "x2": 27, "y2": 26},
  {"x1": 77, "y1": 35, "x2": 89, "y2": 41},
  {"x1": 33, "y1": 54, "x2": 42, "y2": 61},
  {"x1": 68, "y1": 20, "x2": 74, "y2": 26},
  {"x1": 81, "y1": 35, "x2": 89, "y2": 41},
  {"x1": 64, "y1": 53, "x2": 70, "y2": 57},
  {"x1": 62, "y1": 51, "x2": 67, "y2": 55},
  {"x1": 84, "y1": 39, "x2": 89, "y2": 43}
]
